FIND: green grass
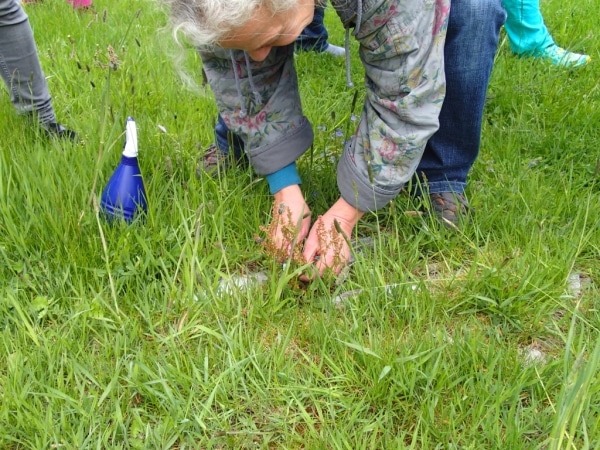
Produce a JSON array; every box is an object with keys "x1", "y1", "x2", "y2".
[{"x1": 1, "y1": 0, "x2": 599, "y2": 448}]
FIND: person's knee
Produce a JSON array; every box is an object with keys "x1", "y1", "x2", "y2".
[
  {"x1": 444, "y1": 0, "x2": 505, "y2": 72},
  {"x1": 450, "y1": 0, "x2": 505, "y2": 31}
]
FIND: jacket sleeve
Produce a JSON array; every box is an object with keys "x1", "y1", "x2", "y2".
[
  {"x1": 198, "y1": 45, "x2": 313, "y2": 176},
  {"x1": 337, "y1": 0, "x2": 450, "y2": 212}
]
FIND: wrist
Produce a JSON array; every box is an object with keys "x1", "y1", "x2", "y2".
[
  {"x1": 274, "y1": 184, "x2": 303, "y2": 203},
  {"x1": 332, "y1": 197, "x2": 364, "y2": 225}
]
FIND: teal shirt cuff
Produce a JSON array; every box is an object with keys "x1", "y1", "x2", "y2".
[{"x1": 265, "y1": 162, "x2": 301, "y2": 194}]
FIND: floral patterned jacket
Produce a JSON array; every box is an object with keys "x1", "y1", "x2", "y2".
[{"x1": 199, "y1": 0, "x2": 450, "y2": 212}]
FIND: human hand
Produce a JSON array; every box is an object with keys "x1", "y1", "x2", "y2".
[
  {"x1": 302, "y1": 198, "x2": 364, "y2": 279},
  {"x1": 260, "y1": 185, "x2": 311, "y2": 262}
]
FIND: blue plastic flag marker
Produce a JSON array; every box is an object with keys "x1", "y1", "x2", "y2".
[{"x1": 100, "y1": 117, "x2": 147, "y2": 223}]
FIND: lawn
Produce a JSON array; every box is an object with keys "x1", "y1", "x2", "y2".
[{"x1": 0, "y1": 0, "x2": 598, "y2": 448}]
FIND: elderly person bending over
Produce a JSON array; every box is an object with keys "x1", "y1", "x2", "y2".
[{"x1": 162, "y1": 0, "x2": 450, "y2": 276}]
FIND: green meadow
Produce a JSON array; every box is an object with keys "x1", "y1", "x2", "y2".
[{"x1": 0, "y1": 0, "x2": 598, "y2": 447}]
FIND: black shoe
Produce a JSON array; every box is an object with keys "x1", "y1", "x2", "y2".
[{"x1": 42, "y1": 122, "x2": 77, "y2": 141}]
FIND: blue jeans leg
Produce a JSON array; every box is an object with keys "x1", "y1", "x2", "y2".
[
  {"x1": 215, "y1": 114, "x2": 245, "y2": 159},
  {"x1": 295, "y1": 7, "x2": 329, "y2": 53},
  {"x1": 414, "y1": 0, "x2": 506, "y2": 196}
]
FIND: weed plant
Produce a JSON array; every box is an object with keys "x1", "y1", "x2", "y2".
[{"x1": 0, "y1": 0, "x2": 598, "y2": 448}]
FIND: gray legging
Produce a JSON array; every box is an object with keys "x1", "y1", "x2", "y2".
[{"x1": 0, "y1": 0, "x2": 56, "y2": 124}]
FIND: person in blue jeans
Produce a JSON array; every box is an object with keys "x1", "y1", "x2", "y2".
[
  {"x1": 0, "y1": 0, "x2": 75, "y2": 139},
  {"x1": 202, "y1": 0, "x2": 506, "y2": 227},
  {"x1": 502, "y1": 0, "x2": 590, "y2": 68}
]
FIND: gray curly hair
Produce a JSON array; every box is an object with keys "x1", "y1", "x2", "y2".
[{"x1": 160, "y1": 0, "x2": 307, "y2": 48}]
